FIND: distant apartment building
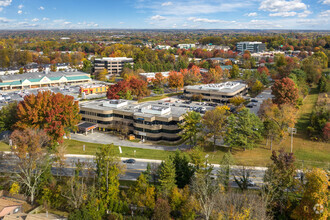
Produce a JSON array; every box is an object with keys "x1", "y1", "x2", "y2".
[
  {"x1": 236, "y1": 42, "x2": 266, "y2": 53},
  {"x1": 195, "y1": 44, "x2": 230, "y2": 51},
  {"x1": 139, "y1": 71, "x2": 170, "y2": 82},
  {"x1": 79, "y1": 99, "x2": 187, "y2": 142},
  {"x1": 177, "y1": 44, "x2": 195, "y2": 49},
  {"x1": 93, "y1": 57, "x2": 134, "y2": 76},
  {"x1": 184, "y1": 81, "x2": 248, "y2": 103}
]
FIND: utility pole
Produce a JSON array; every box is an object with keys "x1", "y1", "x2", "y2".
[{"x1": 288, "y1": 127, "x2": 297, "y2": 153}]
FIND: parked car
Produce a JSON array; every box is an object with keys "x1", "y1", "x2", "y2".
[
  {"x1": 251, "y1": 99, "x2": 258, "y2": 103},
  {"x1": 123, "y1": 159, "x2": 136, "y2": 164}
]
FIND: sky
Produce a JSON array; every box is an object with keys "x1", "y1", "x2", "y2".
[{"x1": 0, "y1": 0, "x2": 329, "y2": 30}]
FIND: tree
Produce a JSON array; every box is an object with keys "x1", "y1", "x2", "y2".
[
  {"x1": 153, "y1": 72, "x2": 166, "y2": 88},
  {"x1": 18, "y1": 67, "x2": 24, "y2": 74},
  {"x1": 230, "y1": 64, "x2": 240, "y2": 79},
  {"x1": 97, "y1": 68, "x2": 108, "y2": 81},
  {"x1": 179, "y1": 111, "x2": 202, "y2": 147},
  {"x1": 229, "y1": 96, "x2": 245, "y2": 107},
  {"x1": 153, "y1": 198, "x2": 171, "y2": 220},
  {"x1": 168, "y1": 71, "x2": 184, "y2": 92},
  {"x1": 264, "y1": 149, "x2": 297, "y2": 218},
  {"x1": 10, "y1": 129, "x2": 51, "y2": 205},
  {"x1": 95, "y1": 144, "x2": 125, "y2": 210},
  {"x1": 203, "y1": 106, "x2": 229, "y2": 150},
  {"x1": 271, "y1": 77, "x2": 299, "y2": 106},
  {"x1": 252, "y1": 80, "x2": 264, "y2": 94},
  {"x1": 50, "y1": 64, "x2": 57, "y2": 72},
  {"x1": 170, "y1": 150, "x2": 195, "y2": 188},
  {"x1": 0, "y1": 101, "x2": 18, "y2": 132},
  {"x1": 81, "y1": 59, "x2": 92, "y2": 73},
  {"x1": 224, "y1": 108, "x2": 263, "y2": 151},
  {"x1": 218, "y1": 152, "x2": 234, "y2": 188},
  {"x1": 292, "y1": 168, "x2": 329, "y2": 220},
  {"x1": 181, "y1": 66, "x2": 202, "y2": 85},
  {"x1": 106, "y1": 80, "x2": 131, "y2": 99},
  {"x1": 190, "y1": 173, "x2": 222, "y2": 220},
  {"x1": 15, "y1": 91, "x2": 81, "y2": 144},
  {"x1": 169, "y1": 186, "x2": 197, "y2": 219},
  {"x1": 158, "y1": 157, "x2": 176, "y2": 197},
  {"x1": 318, "y1": 75, "x2": 330, "y2": 93},
  {"x1": 128, "y1": 76, "x2": 150, "y2": 99}
]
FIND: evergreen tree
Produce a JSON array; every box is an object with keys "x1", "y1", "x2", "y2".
[
  {"x1": 158, "y1": 157, "x2": 176, "y2": 197},
  {"x1": 170, "y1": 150, "x2": 195, "y2": 188}
]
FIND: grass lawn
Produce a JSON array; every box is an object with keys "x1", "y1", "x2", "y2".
[
  {"x1": 138, "y1": 92, "x2": 183, "y2": 103},
  {"x1": 0, "y1": 141, "x2": 9, "y2": 151}
]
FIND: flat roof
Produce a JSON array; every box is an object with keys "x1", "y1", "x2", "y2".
[
  {"x1": 0, "y1": 71, "x2": 89, "y2": 82},
  {"x1": 95, "y1": 57, "x2": 133, "y2": 61},
  {"x1": 80, "y1": 99, "x2": 188, "y2": 118},
  {"x1": 185, "y1": 82, "x2": 247, "y2": 93}
]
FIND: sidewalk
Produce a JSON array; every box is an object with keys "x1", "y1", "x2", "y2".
[{"x1": 69, "y1": 131, "x2": 188, "y2": 151}]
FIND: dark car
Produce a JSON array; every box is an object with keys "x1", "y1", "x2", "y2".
[
  {"x1": 123, "y1": 159, "x2": 136, "y2": 164},
  {"x1": 251, "y1": 99, "x2": 258, "y2": 103}
]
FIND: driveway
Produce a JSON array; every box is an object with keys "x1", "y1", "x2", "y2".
[
  {"x1": 70, "y1": 131, "x2": 188, "y2": 151},
  {"x1": 249, "y1": 88, "x2": 273, "y2": 115}
]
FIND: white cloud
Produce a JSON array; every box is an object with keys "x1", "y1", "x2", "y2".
[
  {"x1": 119, "y1": 21, "x2": 124, "y2": 24},
  {"x1": 247, "y1": 12, "x2": 257, "y2": 17},
  {"x1": 188, "y1": 17, "x2": 224, "y2": 23},
  {"x1": 39, "y1": 6, "x2": 45, "y2": 10},
  {"x1": 259, "y1": 0, "x2": 307, "y2": 12},
  {"x1": 173, "y1": 23, "x2": 177, "y2": 28},
  {"x1": 32, "y1": 18, "x2": 39, "y2": 22},
  {"x1": 161, "y1": 1, "x2": 172, "y2": 6},
  {"x1": 42, "y1": 17, "x2": 49, "y2": 21},
  {"x1": 270, "y1": 11, "x2": 297, "y2": 17},
  {"x1": 321, "y1": 0, "x2": 330, "y2": 5},
  {"x1": 150, "y1": 15, "x2": 166, "y2": 20},
  {"x1": 0, "y1": 17, "x2": 11, "y2": 23},
  {"x1": 0, "y1": 0, "x2": 11, "y2": 7},
  {"x1": 64, "y1": 21, "x2": 71, "y2": 25},
  {"x1": 18, "y1": 4, "x2": 23, "y2": 9},
  {"x1": 320, "y1": 10, "x2": 330, "y2": 17},
  {"x1": 298, "y1": 10, "x2": 312, "y2": 18},
  {"x1": 17, "y1": 10, "x2": 22, "y2": 14}
]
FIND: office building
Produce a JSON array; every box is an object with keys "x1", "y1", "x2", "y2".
[
  {"x1": 184, "y1": 82, "x2": 248, "y2": 103},
  {"x1": 79, "y1": 99, "x2": 188, "y2": 143},
  {"x1": 0, "y1": 70, "x2": 91, "y2": 90},
  {"x1": 94, "y1": 57, "x2": 134, "y2": 76},
  {"x1": 177, "y1": 44, "x2": 195, "y2": 49},
  {"x1": 236, "y1": 42, "x2": 266, "y2": 53}
]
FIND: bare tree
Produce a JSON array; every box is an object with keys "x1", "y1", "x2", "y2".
[
  {"x1": 190, "y1": 173, "x2": 221, "y2": 220},
  {"x1": 232, "y1": 166, "x2": 252, "y2": 191},
  {"x1": 10, "y1": 129, "x2": 52, "y2": 205}
]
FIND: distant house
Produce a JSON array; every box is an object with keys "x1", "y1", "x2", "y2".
[
  {"x1": 0, "y1": 198, "x2": 22, "y2": 219},
  {"x1": 177, "y1": 44, "x2": 195, "y2": 49},
  {"x1": 154, "y1": 45, "x2": 171, "y2": 50},
  {"x1": 195, "y1": 44, "x2": 230, "y2": 51}
]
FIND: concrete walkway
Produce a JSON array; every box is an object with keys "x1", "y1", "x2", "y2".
[{"x1": 70, "y1": 131, "x2": 188, "y2": 151}]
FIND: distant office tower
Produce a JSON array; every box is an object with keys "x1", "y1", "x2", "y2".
[
  {"x1": 236, "y1": 41, "x2": 266, "y2": 53},
  {"x1": 94, "y1": 57, "x2": 134, "y2": 76}
]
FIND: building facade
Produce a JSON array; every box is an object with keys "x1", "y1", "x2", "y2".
[
  {"x1": 94, "y1": 57, "x2": 134, "y2": 76},
  {"x1": 236, "y1": 42, "x2": 266, "y2": 53},
  {"x1": 0, "y1": 70, "x2": 91, "y2": 90},
  {"x1": 184, "y1": 82, "x2": 248, "y2": 103},
  {"x1": 80, "y1": 84, "x2": 108, "y2": 94},
  {"x1": 79, "y1": 99, "x2": 187, "y2": 142},
  {"x1": 139, "y1": 71, "x2": 170, "y2": 82}
]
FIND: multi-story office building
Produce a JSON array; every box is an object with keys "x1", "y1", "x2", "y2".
[
  {"x1": 79, "y1": 99, "x2": 187, "y2": 143},
  {"x1": 236, "y1": 42, "x2": 266, "y2": 53},
  {"x1": 93, "y1": 57, "x2": 134, "y2": 76},
  {"x1": 184, "y1": 82, "x2": 248, "y2": 103}
]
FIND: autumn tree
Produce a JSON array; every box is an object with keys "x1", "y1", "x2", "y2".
[
  {"x1": 252, "y1": 80, "x2": 264, "y2": 95},
  {"x1": 153, "y1": 198, "x2": 171, "y2": 220},
  {"x1": 15, "y1": 91, "x2": 81, "y2": 145},
  {"x1": 169, "y1": 186, "x2": 196, "y2": 219},
  {"x1": 168, "y1": 71, "x2": 184, "y2": 92},
  {"x1": 271, "y1": 77, "x2": 299, "y2": 106},
  {"x1": 0, "y1": 101, "x2": 18, "y2": 132},
  {"x1": 230, "y1": 64, "x2": 240, "y2": 79},
  {"x1": 153, "y1": 72, "x2": 166, "y2": 88},
  {"x1": 264, "y1": 149, "x2": 297, "y2": 218},
  {"x1": 50, "y1": 64, "x2": 57, "y2": 72},
  {"x1": 203, "y1": 106, "x2": 230, "y2": 150},
  {"x1": 292, "y1": 168, "x2": 329, "y2": 220},
  {"x1": 229, "y1": 96, "x2": 245, "y2": 107},
  {"x1": 106, "y1": 80, "x2": 131, "y2": 99},
  {"x1": 179, "y1": 111, "x2": 202, "y2": 147},
  {"x1": 181, "y1": 65, "x2": 202, "y2": 85},
  {"x1": 10, "y1": 129, "x2": 51, "y2": 205},
  {"x1": 128, "y1": 76, "x2": 150, "y2": 99},
  {"x1": 97, "y1": 68, "x2": 108, "y2": 81},
  {"x1": 224, "y1": 108, "x2": 263, "y2": 151},
  {"x1": 202, "y1": 67, "x2": 222, "y2": 84}
]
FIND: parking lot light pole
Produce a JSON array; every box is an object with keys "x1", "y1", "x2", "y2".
[{"x1": 288, "y1": 127, "x2": 297, "y2": 153}]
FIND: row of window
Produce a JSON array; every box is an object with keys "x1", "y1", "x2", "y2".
[
  {"x1": 135, "y1": 127, "x2": 182, "y2": 134},
  {"x1": 144, "y1": 136, "x2": 181, "y2": 142}
]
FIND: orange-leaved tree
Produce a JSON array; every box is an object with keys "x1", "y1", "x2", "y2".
[
  {"x1": 168, "y1": 71, "x2": 184, "y2": 92},
  {"x1": 15, "y1": 91, "x2": 81, "y2": 144}
]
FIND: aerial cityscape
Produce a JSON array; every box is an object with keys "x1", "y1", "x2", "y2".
[{"x1": 0, "y1": 0, "x2": 329, "y2": 219}]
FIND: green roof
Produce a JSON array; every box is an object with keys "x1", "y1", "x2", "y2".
[{"x1": 66, "y1": 75, "x2": 91, "y2": 81}]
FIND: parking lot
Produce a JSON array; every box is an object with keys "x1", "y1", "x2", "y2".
[{"x1": 246, "y1": 88, "x2": 273, "y2": 115}]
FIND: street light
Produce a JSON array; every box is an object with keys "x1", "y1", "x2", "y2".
[{"x1": 288, "y1": 127, "x2": 297, "y2": 153}]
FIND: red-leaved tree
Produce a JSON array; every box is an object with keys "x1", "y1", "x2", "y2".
[
  {"x1": 271, "y1": 77, "x2": 299, "y2": 106},
  {"x1": 15, "y1": 91, "x2": 81, "y2": 144}
]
